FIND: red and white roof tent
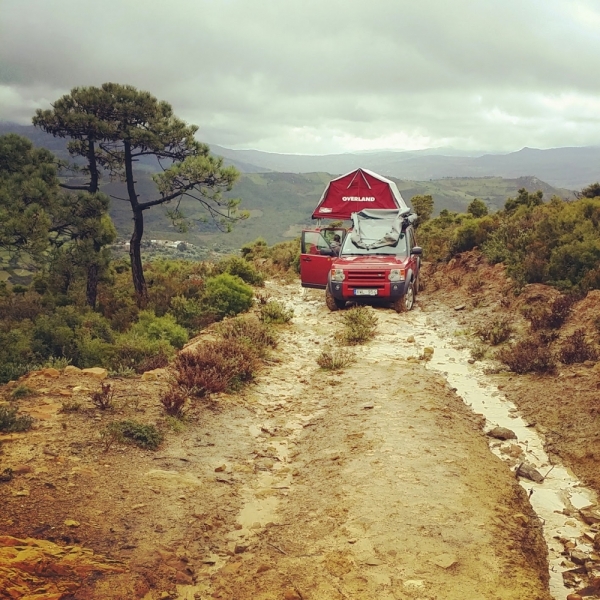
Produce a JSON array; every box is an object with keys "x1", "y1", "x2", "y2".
[{"x1": 312, "y1": 168, "x2": 409, "y2": 220}]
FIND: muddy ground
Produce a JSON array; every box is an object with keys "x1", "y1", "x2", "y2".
[{"x1": 2, "y1": 263, "x2": 598, "y2": 599}]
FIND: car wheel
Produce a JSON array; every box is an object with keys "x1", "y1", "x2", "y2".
[
  {"x1": 394, "y1": 281, "x2": 415, "y2": 313},
  {"x1": 326, "y1": 287, "x2": 345, "y2": 311}
]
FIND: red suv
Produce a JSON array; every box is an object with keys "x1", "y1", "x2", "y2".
[{"x1": 300, "y1": 208, "x2": 422, "y2": 312}]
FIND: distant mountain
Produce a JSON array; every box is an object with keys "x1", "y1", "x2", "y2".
[
  {"x1": 3, "y1": 123, "x2": 597, "y2": 189},
  {"x1": 209, "y1": 144, "x2": 600, "y2": 190}
]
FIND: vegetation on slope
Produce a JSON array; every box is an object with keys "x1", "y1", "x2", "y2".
[{"x1": 417, "y1": 186, "x2": 600, "y2": 292}]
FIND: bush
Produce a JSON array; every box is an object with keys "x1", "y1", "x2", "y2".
[
  {"x1": 525, "y1": 295, "x2": 574, "y2": 331},
  {"x1": 10, "y1": 385, "x2": 36, "y2": 400},
  {"x1": 558, "y1": 329, "x2": 598, "y2": 364},
  {"x1": 259, "y1": 300, "x2": 294, "y2": 324},
  {"x1": 0, "y1": 363, "x2": 34, "y2": 385},
  {"x1": 111, "y1": 332, "x2": 175, "y2": 373},
  {"x1": 0, "y1": 406, "x2": 34, "y2": 432},
  {"x1": 316, "y1": 347, "x2": 356, "y2": 370},
  {"x1": 216, "y1": 256, "x2": 265, "y2": 286},
  {"x1": 496, "y1": 337, "x2": 556, "y2": 374},
  {"x1": 170, "y1": 295, "x2": 210, "y2": 333},
  {"x1": 201, "y1": 274, "x2": 254, "y2": 320},
  {"x1": 130, "y1": 311, "x2": 188, "y2": 349},
  {"x1": 173, "y1": 339, "x2": 259, "y2": 397},
  {"x1": 475, "y1": 317, "x2": 513, "y2": 345},
  {"x1": 450, "y1": 216, "x2": 497, "y2": 256},
  {"x1": 60, "y1": 399, "x2": 82, "y2": 412},
  {"x1": 470, "y1": 341, "x2": 489, "y2": 361},
  {"x1": 143, "y1": 259, "x2": 211, "y2": 316},
  {"x1": 91, "y1": 382, "x2": 115, "y2": 410},
  {"x1": 160, "y1": 386, "x2": 188, "y2": 418},
  {"x1": 339, "y1": 306, "x2": 378, "y2": 345},
  {"x1": 101, "y1": 419, "x2": 163, "y2": 450},
  {"x1": 215, "y1": 315, "x2": 277, "y2": 357}
]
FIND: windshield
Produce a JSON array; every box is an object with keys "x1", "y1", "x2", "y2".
[{"x1": 341, "y1": 232, "x2": 408, "y2": 257}]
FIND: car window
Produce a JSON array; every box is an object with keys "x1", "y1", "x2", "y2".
[
  {"x1": 303, "y1": 231, "x2": 332, "y2": 254},
  {"x1": 341, "y1": 232, "x2": 408, "y2": 257}
]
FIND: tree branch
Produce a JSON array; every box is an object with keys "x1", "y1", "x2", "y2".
[{"x1": 59, "y1": 183, "x2": 91, "y2": 191}]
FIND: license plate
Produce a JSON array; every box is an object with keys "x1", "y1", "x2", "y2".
[{"x1": 354, "y1": 289, "x2": 378, "y2": 296}]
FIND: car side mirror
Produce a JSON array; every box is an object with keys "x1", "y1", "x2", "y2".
[
  {"x1": 320, "y1": 249, "x2": 334, "y2": 256},
  {"x1": 411, "y1": 246, "x2": 423, "y2": 255}
]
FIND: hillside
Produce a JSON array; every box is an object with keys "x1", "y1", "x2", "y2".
[
  {"x1": 0, "y1": 124, "x2": 576, "y2": 250},
  {"x1": 105, "y1": 171, "x2": 572, "y2": 250}
]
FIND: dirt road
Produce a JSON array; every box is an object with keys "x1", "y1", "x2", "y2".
[{"x1": 0, "y1": 281, "x2": 552, "y2": 599}]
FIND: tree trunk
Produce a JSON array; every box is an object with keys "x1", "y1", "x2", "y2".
[
  {"x1": 86, "y1": 262, "x2": 99, "y2": 308},
  {"x1": 124, "y1": 140, "x2": 148, "y2": 307},
  {"x1": 130, "y1": 208, "x2": 147, "y2": 307},
  {"x1": 84, "y1": 138, "x2": 101, "y2": 307},
  {"x1": 87, "y1": 138, "x2": 99, "y2": 194}
]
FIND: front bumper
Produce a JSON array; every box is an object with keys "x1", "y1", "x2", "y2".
[{"x1": 328, "y1": 279, "x2": 407, "y2": 300}]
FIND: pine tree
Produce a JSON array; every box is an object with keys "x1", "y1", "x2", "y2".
[{"x1": 34, "y1": 83, "x2": 242, "y2": 306}]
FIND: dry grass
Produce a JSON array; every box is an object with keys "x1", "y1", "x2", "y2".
[{"x1": 316, "y1": 347, "x2": 357, "y2": 370}]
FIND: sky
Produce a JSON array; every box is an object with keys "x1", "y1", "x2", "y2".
[{"x1": 2, "y1": 0, "x2": 600, "y2": 154}]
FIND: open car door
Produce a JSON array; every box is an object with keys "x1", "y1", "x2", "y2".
[{"x1": 300, "y1": 228, "x2": 346, "y2": 289}]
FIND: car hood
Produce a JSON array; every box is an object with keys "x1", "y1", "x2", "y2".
[{"x1": 333, "y1": 255, "x2": 408, "y2": 269}]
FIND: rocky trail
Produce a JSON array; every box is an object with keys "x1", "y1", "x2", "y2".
[{"x1": 1, "y1": 276, "x2": 599, "y2": 599}]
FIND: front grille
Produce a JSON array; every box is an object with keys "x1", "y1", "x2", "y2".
[
  {"x1": 346, "y1": 270, "x2": 387, "y2": 290},
  {"x1": 346, "y1": 270, "x2": 387, "y2": 282}
]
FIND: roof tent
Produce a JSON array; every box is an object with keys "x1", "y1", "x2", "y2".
[
  {"x1": 349, "y1": 209, "x2": 406, "y2": 250},
  {"x1": 312, "y1": 168, "x2": 409, "y2": 220}
]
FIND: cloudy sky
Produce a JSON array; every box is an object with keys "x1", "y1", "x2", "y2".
[{"x1": 2, "y1": 0, "x2": 600, "y2": 154}]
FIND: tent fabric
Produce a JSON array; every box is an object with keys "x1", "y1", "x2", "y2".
[
  {"x1": 350, "y1": 209, "x2": 405, "y2": 250},
  {"x1": 312, "y1": 168, "x2": 409, "y2": 220}
]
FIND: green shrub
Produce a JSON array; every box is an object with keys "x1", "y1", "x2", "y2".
[
  {"x1": 339, "y1": 306, "x2": 378, "y2": 345},
  {"x1": 215, "y1": 315, "x2": 277, "y2": 357},
  {"x1": 42, "y1": 356, "x2": 71, "y2": 370},
  {"x1": 101, "y1": 420, "x2": 163, "y2": 450},
  {"x1": 169, "y1": 295, "x2": 207, "y2": 333},
  {"x1": 173, "y1": 339, "x2": 259, "y2": 397},
  {"x1": 240, "y1": 238, "x2": 269, "y2": 260},
  {"x1": 10, "y1": 385, "x2": 36, "y2": 400},
  {"x1": 75, "y1": 334, "x2": 112, "y2": 368},
  {"x1": 316, "y1": 347, "x2": 356, "y2": 370},
  {"x1": 201, "y1": 274, "x2": 254, "y2": 320},
  {"x1": 450, "y1": 215, "x2": 497, "y2": 256},
  {"x1": 259, "y1": 300, "x2": 294, "y2": 324},
  {"x1": 130, "y1": 310, "x2": 188, "y2": 349},
  {"x1": 0, "y1": 363, "x2": 34, "y2": 385},
  {"x1": 0, "y1": 406, "x2": 34, "y2": 432},
  {"x1": 143, "y1": 259, "x2": 211, "y2": 316},
  {"x1": 111, "y1": 332, "x2": 175, "y2": 373},
  {"x1": 216, "y1": 256, "x2": 265, "y2": 286},
  {"x1": 496, "y1": 337, "x2": 556, "y2": 374}
]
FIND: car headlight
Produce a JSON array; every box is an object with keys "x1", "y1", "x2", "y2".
[
  {"x1": 331, "y1": 268, "x2": 345, "y2": 282},
  {"x1": 388, "y1": 268, "x2": 405, "y2": 282}
]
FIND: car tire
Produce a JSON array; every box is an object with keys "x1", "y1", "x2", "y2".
[
  {"x1": 394, "y1": 280, "x2": 415, "y2": 313},
  {"x1": 326, "y1": 287, "x2": 345, "y2": 311}
]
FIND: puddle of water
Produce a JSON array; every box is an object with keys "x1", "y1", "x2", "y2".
[{"x1": 371, "y1": 308, "x2": 598, "y2": 599}]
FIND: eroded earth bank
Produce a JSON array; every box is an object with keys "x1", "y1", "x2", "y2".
[{"x1": 3, "y1": 273, "x2": 590, "y2": 600}]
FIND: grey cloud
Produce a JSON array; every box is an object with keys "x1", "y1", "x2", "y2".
[{"x1": 2, "y1": 0, "x2": 600, "y2": 153}]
